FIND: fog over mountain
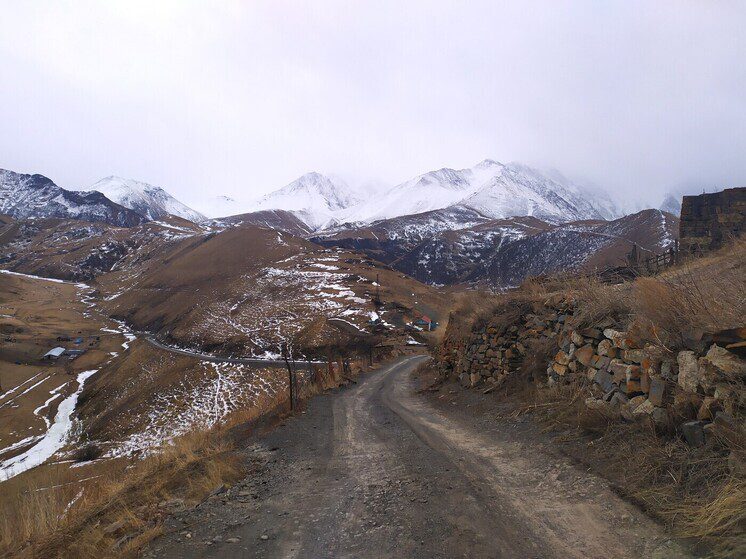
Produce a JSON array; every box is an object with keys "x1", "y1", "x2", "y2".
[{"x1": 1, "y1": 2, "x2": 745, "y2": 212}]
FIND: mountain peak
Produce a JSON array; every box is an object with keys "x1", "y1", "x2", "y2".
[
  {"x1": 475, "y1": 158, "x2": 503, "y2": 168},
  {"x1": 251, "y1": 172, "x2": 361, "y2": 229},
  {"x1": 90, "y1": 176, "x2": 205, "y2": 222}
]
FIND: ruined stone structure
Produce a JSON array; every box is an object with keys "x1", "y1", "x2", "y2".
[{"x1": 679, "y1": 187, "x2": 746, "y2": 253}]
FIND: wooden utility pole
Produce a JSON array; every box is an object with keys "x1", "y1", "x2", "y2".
[{"x1": 281, "y1": 342, "x2": 294, "y2": 411}]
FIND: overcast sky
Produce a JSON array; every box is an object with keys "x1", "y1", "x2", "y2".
[{"x1": 1, "y1": 1, "x2": 745, "y2": 211}]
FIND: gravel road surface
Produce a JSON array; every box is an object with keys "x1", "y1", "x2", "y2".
[{"x1": 147, "y1": 355, "x2": 691, "y2": 559}]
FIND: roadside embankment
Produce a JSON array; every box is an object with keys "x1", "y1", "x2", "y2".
[{"x1": 433, "y1": 241, "x2": 745, "y2": 557}]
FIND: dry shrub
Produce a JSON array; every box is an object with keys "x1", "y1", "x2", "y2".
[
  {"x1": 515, "y1": 335, "x2": 557, "y2": 387},
  {"x1": 629, "y1": 248, "x2": 746, "y2": 349},
  {"x1": 0, "y1": 428, "x2": 243, "y2": 559}
]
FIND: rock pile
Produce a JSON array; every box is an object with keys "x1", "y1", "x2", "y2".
[{"x1": 440, "y1": 305, "x2": 745, "y2": 447}]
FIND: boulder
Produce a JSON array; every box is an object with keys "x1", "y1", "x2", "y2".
[
  {"x1": 603, "y1": 329, "x2": 637, "y2": 349},
  {"x1": 571, "y1": 331, "x2": 585, "y2": 346},
  {"x1": 594, "y1": 369, "x2": 615, "y2": 392},
  {"x1": 575, "y1": 344, "x2": 595, "y2": 367},
  {"x1": 704, "y1": 344, "x2": 746, "y2": 378},
  {"x1": 552, "y1": 363, "x2": 568, "y2": 376},
  {"x1": 648, "y1": 376, "x2": 666, "y2": 406},
  {"x1": 597, "y1": 339, "x2": 613, "y2": 357},
  {"x1": 677, "y1": 351, "x2": 700, "y2": 393},
  {"x1": 681, "y1": 420, "x2": 707, "y2": 447},
  {"x1": 590, "y1": 355, "x2": 611, "y2": 370},
  {"x1": 554, "y1": 350, "x2": 571, "y2": 366}
]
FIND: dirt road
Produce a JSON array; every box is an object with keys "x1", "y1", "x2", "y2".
[
  {"x1": 148, "y1": 356, "x2": 691, "y2": 559},
  {"x1": 145, "y1": 336, "x2": 301, "y2": 369}
]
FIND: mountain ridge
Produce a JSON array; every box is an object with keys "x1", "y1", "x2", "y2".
[
  {"x1": 0, "y1": 169, "x2": 146, "y2": 227},
  {"x1": 89, "y1": 176, "x2": 206, "y2": 223},
  {"x1": 246, "y1": 160, "x2": 621, "y2": 230}
]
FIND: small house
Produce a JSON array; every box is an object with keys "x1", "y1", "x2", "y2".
[
  {"x1": 43, "y1": 347, "x2": 66, "y2": 360},
  {"x1": 412, "y1": 315, "x2": 436, "y2": 331}
]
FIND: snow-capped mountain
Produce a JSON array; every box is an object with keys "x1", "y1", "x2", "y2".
[
  {"x1": 245, "y1": 161, "x2": 619, "y2": 232},
  {"x1": 249, "y1": 172, "x2": 362, "y2": 229},
  {"x1": 659, "y1": 194, "x2": 682, "y2": 216},
  {"x1": 89, "y1": 176, "x2": 206, "y2": 222},
  {"x1": 0, "y1": 169, "x2": 146, "y2": 227},
  {"x1": 342, "y1": 160, "x2": 618, "y2": 224}
]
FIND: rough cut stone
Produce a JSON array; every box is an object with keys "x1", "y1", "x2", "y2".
[
  {"x1": 704, "y1": 344, "x2": 746, "y2": 377},
  {"x1": 552, "y1": 363, "x2": 568, "y2": 376},
  {"x1": 597, "y1": 339, "x2": 613, "y2": 357},
  {"x1": 590, "y1": 354, "x2": 611, "y2": 370},
  {"x1": 648, "y1": 377, "x2": 666, "y2": 406},
  {"x1": 625, "y1": 365, "x2": 641, "y2": 381},
  {"x1": 677, "y1": 351, "x2": 700, "y2": 393},
  {"x1": 571, "y1": 331, "x2": 585, "y2": 346},
  {"x1": 660, "y1": 360, "x2": 676, "y2": 379},
  {"x1": 610, "y1": 392, "x2": 629, "y2": 408},
  {"x1": 604, "y1": 328, "x2": 637, "y2": 349},
  {"x1": 554, "y1": 350, "x2": 571, "y2": 366},
  {"x1": 594, "y1": 369, "x2": 615, "y2": 392},
  {"x1": 575, "y1": 344, "x2": 595, "y2": 367},
  {"x1": 681, "y1": 420, "x2": 707, "y2": 447}
]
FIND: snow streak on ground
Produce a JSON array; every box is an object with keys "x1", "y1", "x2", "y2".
[
  {"x1": 0, "y1": 370, "x2": 98, "y2": 481},
  {"x1": 107, "y1": 363, "x2": 286, "y2": 457},
  {"x1": 196, "y1": 253, "x2": 371, "y2": 356}
]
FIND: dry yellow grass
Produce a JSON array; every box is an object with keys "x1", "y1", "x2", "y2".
[
  {"x1": 518, "y1": 383, "x2": 745, "y2": 558},
  {"x1": 0, "y1": 428, "x2": 242, "y2": 559}
]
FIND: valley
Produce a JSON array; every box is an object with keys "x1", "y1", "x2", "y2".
[{"x1": 0, "y1": 165, "x2": 742, "y2": 559}]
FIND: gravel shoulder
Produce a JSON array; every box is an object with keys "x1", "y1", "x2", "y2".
[{"x1": 147, "y1": 356, "x2": 694, "y2": 559}]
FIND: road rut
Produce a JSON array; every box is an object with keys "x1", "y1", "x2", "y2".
[{"x1": 148, "y1": 355, "x2": 691, "y2": 559}]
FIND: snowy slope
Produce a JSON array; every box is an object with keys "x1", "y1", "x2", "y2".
[
  {"x1": 0, "y1": 169, "x2": 145, "y2": 227},
  {"x1": 221, "y1": 160, "x2": 620, "y2": 232},
  {"x1": 89, "y1": 176, "x2": 206, "y2": 222},
  {"x1": 248, "y1": 172, "x2": 362, "y2": 229},
  {"x1": 197, "y1": 195, "x2": 246, "y2": 219},
  {"x1": 344, "y1": 160, "x2": 618, "y2": 224}
]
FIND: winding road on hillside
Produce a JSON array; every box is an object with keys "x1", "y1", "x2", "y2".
[
  {"x1": 148, "y1": 356, "x2": 691, "y2": 559},
  {"x1": 145, "y1": 336, "x2": 291, "y2": 368}
]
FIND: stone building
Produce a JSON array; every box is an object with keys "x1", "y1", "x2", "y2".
[{"x1": 679, "y1": 187, "x2": 746, "y2": 253}]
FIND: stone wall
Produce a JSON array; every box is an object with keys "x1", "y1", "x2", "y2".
[
  {"x1": 679, "y1": 187, "x2": 746, "y2": 253},
  {"x1": 439, "y1": 304, "x2": 745, "y2": 447}
]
